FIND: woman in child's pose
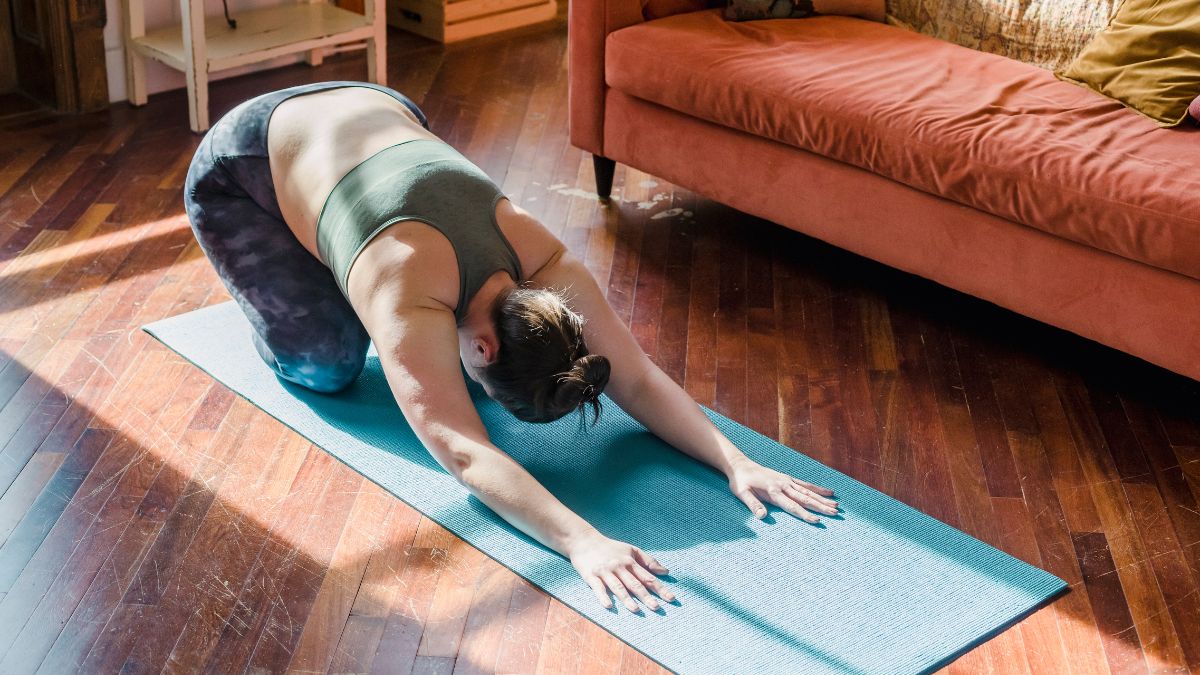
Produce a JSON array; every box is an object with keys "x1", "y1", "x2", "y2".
[{"x1": 184, "y1": 81, "x2": 838, "y2": 613}]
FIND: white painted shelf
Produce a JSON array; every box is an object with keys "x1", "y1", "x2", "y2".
[
  {"x1": 131, "y1": 4, "x2": 372, "y2": 71},
  {"x1": 123, "y1": 0, "x2": 387, "y2": 132}
]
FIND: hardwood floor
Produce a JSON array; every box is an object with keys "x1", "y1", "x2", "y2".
[{"x1": 1, "y1": 12, "x2": 1199, "y2": 675}]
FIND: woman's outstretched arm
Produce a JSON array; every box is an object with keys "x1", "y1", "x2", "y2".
[
  {"x1": 532, "y1": 250, "x2": 840, "y2": 523},
  {"x1": 361, "y1": 302, "x2": 674, "y2": 611}
]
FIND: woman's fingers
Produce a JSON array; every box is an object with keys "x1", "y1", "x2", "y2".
[
  {"x1": 601, "y1": 571, "x2": 640, "y2": 612},
  {"x1": 617, "y1": 567, "x2": 660, "y2": 611},
  {"x1": 586, "y1": 574, "x2": 613, "y2": 609},
  {"x1": 735, "y1": 488, "x2": 768, "y2": 519},
  {"x1": 792, "y1": 482, "x2": 838, "y2": 512},
  {"x1": 791, "y1": 478, "x2": 838, "y2": 507},
  {"x1": 631, "y1": 564, "x2": 677, "y2": 603},
  {"x1": 632, "y1": 548, "x2": 668, "y2": 575},
  {"x1": 793, "y1": 477, "x2": 836, "y2": 497},
  {"x1": 785, "y1": 484, "x2": 839, "y2": 516},
  {"x1": 767, "y1": 487, "x2": 819, "y2": 523}
]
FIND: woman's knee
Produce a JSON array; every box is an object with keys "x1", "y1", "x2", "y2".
[
  {"x1": 253, "y1": 330, "x2": 367, "y2": 393},
  {"x1": 275, "y1": 350, "x2": 366, "y2": 393}
]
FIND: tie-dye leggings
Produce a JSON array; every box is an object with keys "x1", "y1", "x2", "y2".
[{"x1": 182, "y1": 81, "x2": 429, "y2": 393}]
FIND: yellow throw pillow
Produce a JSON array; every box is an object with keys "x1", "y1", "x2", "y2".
[{"x1": 1057, "y1": 0, "x2": 1200, "y2": 127}]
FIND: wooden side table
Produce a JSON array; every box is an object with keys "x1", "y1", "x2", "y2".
[{"x1": 122, "y1": 0, "x2": 387, "y2": 132}]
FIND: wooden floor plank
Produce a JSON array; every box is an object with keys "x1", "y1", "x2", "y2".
[
  {"x1": 417, "y1": 536, "x2": 489, "y2": 661},
  {"x1": 33, "y1": 367, "x2": 223, "y2": 674},
  {"x1": 0, "y1": 131, "x2": 100, "y2": 266},
  {"x1": 713, "y1": 213, "x2": 748, "y2": 424},
  {"x1": 177, "y1": 437, "x2": 325, "y2": 675},
  {"x1": 370, "y1": 546, "x2": 450, "y2": 675},
  {"x1": 493, "y1": 577, "x2": 551, "y2": 675},
  {"x1": 0, "y1": 452, "x2": 65, "y2": 548},
  {"x1": 1058, "y1": 373, "x2": 1189, "y2": 672},
  {"x1": 286, "y1": 483, "x2": 397, "y2": 673},
  {"x1": 681, "y1": 205, "x2": 721, "y2": 408},
  {"x1": 0, "y1": 358, "x2": 206, "y2": 672},
  {"x1": 71, "y1": 397, "x2": 258, "y2": 674},
  {"x1": 0, "y1": 138, "x2": 53, "y2": 201},
  {"x1": 534, "y1": 598, "x2": 585, "y2": 675},
  {"x1": 0, "y1": 338, "x2": 83, "y2": 487},
  {"x1": 150, "y1": 414, "x2": 295, "y2": 672},
  {"x1": 238, "y1": 457, "x2": 365, "y2": 673},
  {"x1": 0, "y1": 427, "x2": 112, "y2": 601},
  {"x1": 326, "y1": 503, "x2": 424, "y2": 673},
  {"x1": 451, "y1": 563, "x2": 514, "y2": 675}
]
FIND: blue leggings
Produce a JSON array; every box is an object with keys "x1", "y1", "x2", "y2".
[{"x1": 183, "y1": 82, "x2": 430, "y2": 393}]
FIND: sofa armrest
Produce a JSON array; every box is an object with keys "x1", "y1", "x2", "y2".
[{"x1": 568, "y1": 0, "x2": 646, "y2": 156}]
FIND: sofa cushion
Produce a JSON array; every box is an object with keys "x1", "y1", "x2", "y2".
[{"x1": 605, "y1": 10, "x2": 1200, "y2": 281}]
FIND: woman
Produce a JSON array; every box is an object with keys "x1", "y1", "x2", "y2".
[{"x1": 184, "y1": 81, "x2": 839, "y2": 613}]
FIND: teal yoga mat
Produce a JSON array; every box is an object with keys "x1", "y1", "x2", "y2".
[{"x1": 144, "y1": 302, "x2": 1066, "y2": 674}]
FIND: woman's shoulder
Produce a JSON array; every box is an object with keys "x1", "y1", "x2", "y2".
[
  {"x1": 494, "y1": 199, "x2": 569, "y2": 281},
  {"x1": 346, "y1": 219, "x2": 463, "y2": 317}
]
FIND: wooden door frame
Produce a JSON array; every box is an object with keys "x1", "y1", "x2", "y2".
[
  {"x1": 0, "y1": 0, "x2": 17, "y2": 91},
  {"x1": 4, "y1": 0, "x2": 108, "y2": 111},
  {"x1": 53, "y1": 0, "x2": 109, "y2": 111}
]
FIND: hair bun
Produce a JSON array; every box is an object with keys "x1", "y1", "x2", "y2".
[
  {"x1": 574, "y1": 354, "x2": 611, "y2": 400},
  {"x1": 550, "y1": 354, "x2": 611, "y2": 424}
]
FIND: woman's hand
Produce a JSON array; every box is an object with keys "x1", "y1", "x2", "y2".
[
  {"x1": 567, "y1": 531, "x2": 675, "y2": 612},
  {"x1": 727, "y1": 458, "x2": 839, "y2": 523}
]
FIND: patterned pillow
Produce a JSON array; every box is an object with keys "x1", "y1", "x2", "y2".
[
  {"x1": 886, "y1": 0, "x2": 1123, "y2": 71},
  {"x1": 725, "y1": 0, "x2": 883, "y2": 21},
  {"x1": 726, "y1": 0, "x2": 816, "y2": 20},
  {"x1": 643, "y1": 0, "x2": 720, "y2": 21}
]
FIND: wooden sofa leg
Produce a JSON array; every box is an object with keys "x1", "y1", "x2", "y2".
[{"x1": 592, "y1": 155, "x2": 616, "y2": 199}]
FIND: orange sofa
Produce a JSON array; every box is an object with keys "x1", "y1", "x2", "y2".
[{"x1": 568, "y1": 3, "x2": 1200, "y2": 381}]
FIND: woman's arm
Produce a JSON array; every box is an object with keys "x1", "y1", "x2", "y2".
[
  {"x1": 367, "y1": 304, "x2": 597, "y2": 551},
  {"x1": 363, "y1": 302, "x2": 674, "y2": 611},
  {"x1": 532, "y1": 251, "x2": 839, "y2": 522}
]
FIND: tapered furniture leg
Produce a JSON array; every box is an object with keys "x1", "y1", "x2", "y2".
[{"x1": 593, "y1": 154, "x2": 616, "y2": 199}]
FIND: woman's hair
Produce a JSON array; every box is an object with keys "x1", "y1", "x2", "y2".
[{"x1": 483, "y1": 285, "x2": 611, "y2": 424}]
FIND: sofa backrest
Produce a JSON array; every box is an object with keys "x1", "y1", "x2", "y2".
[{"x1": 641, "y1": 0, "x2": 1123, "y2": 72}]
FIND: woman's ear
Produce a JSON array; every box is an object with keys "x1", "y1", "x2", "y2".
[{"x1": 472, "y1": 334, "x2": 499, "y2": 366}]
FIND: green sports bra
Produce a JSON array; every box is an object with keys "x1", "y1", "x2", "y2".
[{"x1": 315, "y1": 138, "x2": 524, "y2": 322}]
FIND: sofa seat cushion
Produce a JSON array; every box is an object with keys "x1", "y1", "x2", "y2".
[{"x1": 605, "y1": 9, "x2": 1200, "y2": 280}]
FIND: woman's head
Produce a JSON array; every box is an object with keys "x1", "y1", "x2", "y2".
[{"x1": 465, "y1": 285, "x2": 610, "y2": 423}]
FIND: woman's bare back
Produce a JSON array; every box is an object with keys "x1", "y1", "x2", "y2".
[
  {"x1": 267, "y1": 86, "x2": 438, "y2": 258},
  {"x1": 264, "y1": 85, "x2": 565, "y2": 319}
]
